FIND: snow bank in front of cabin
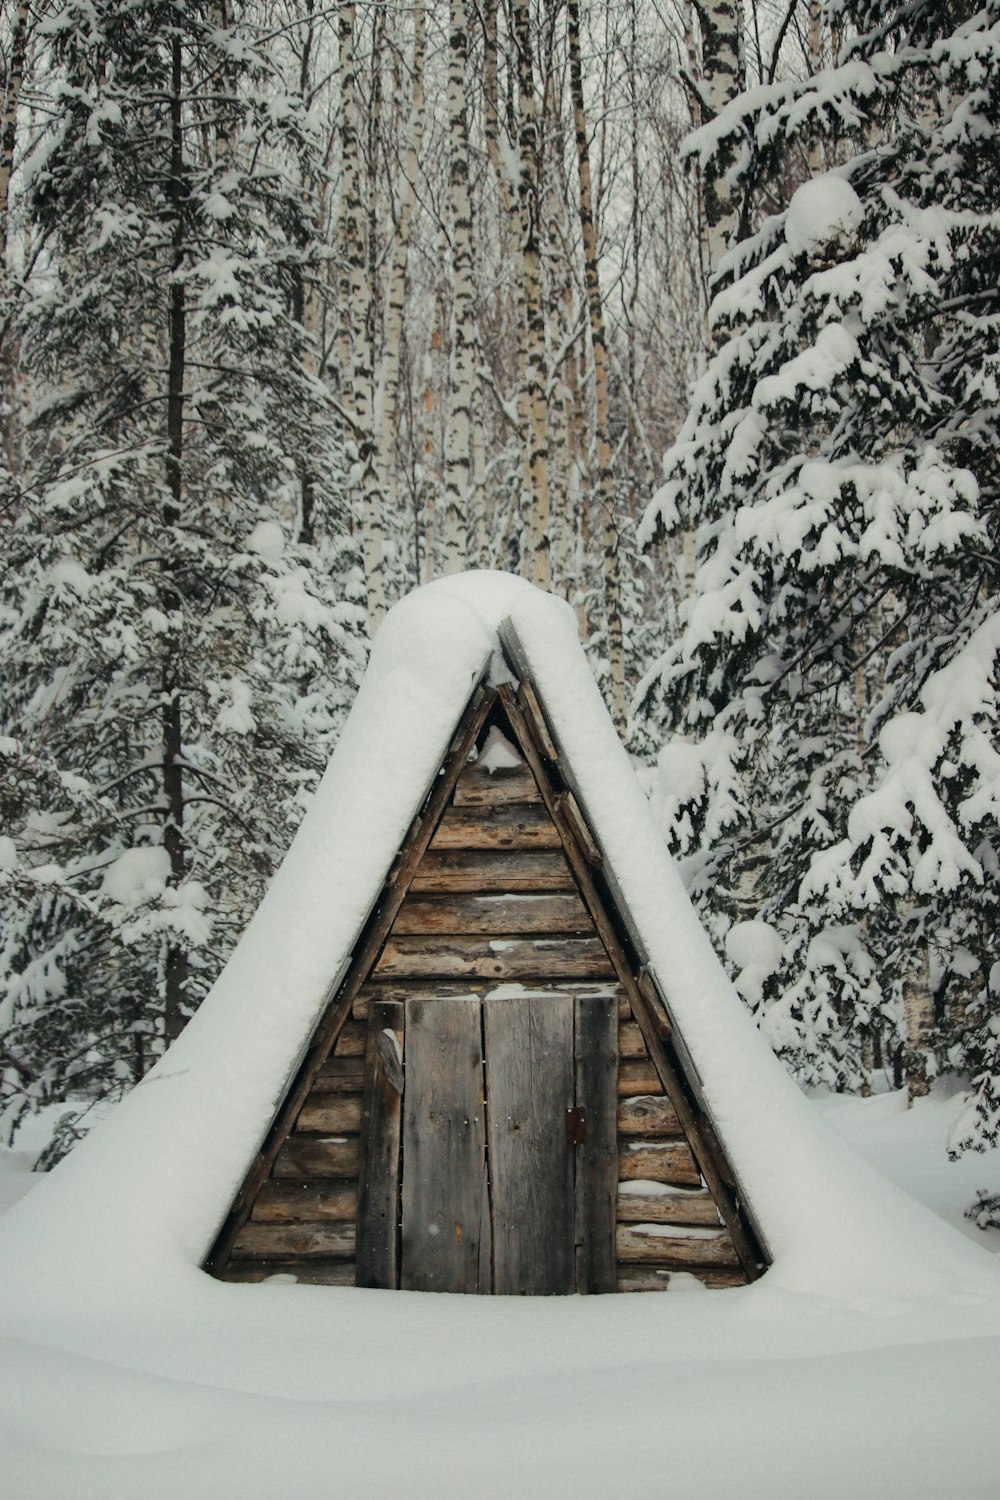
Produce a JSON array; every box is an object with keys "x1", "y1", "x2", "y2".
[
  {"x1": 2, "y1": 1089, "x2": 997, "y2": 1500},
  {"x1": 0, "y1": 570, "x2": 995, "y2": 1335}
]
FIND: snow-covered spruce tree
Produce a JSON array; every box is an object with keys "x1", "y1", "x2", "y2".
[
  {"x1": 637, "y1": 1, "x2": 1000, "y2": 1161},
  {"x1": 0, "y1": 1, "x2": 365, "y2": 1155}
]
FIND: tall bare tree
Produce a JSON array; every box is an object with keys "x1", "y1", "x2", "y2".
[
  {"x1": 442, "y1": 0, "x2": 476, "y2": 573},
  {"x1": 567, "y1": 0, "x2": 625, "y2": 729},
  {"x1": 512, "y1": 0, "x2": 551, "y2": 589}
]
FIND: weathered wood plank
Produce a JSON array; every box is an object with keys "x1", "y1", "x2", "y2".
[
  {"x1": 618, "y1": 1140, "x2": 701, "y2": 1187},
  {"x1": 519, "y1": 681, "x2": 559, "y2": 761},
  {"x1": 618, "y1": 1060, "x2": 662, "y2": 1096},
  {"x1": 218, "y1": 1260, "x2": 357, "y2": 1286},
  {"x1": 485, "y1": 994, "x2": 575, "y2": 1296},
  {"x1": 477, "y1": 1157, "x2": 492, "y2": 1295},
  {"x1": 431, "y1": 806, "x2": 562, "y2": 850},
  {"x1": 400, "y1": 997, "x2": 487, "y2": 1294},
  {"x1": 556, "y1": 791, "x2": 601, "y2": 866},
  {"x1": 454, "y1": 764, "x2": 541, "y2": 807},
  {"x1": 616, "y1": 1225, "x2": 741, "y2": 1267},
  {"x1": 375, "y1": 935, "x2": 614, "y2": 981},
  {"x1": 616, "y1": 1187, "x2": 721, "y2": 1226},
  {"x1": 251, "y1": 1181, "x2": 359, "y2": 1223},
  {"x1": 296, "y1": 1098, "x2": 363, "y2": 1134},
  {"x1": 616, "y1": 1265, "x2": 747, "y2": 1292},
  {"x1": 391, "y1": 894, "x2": 593, "y2": 937},
  {"x1": 574, "y1": 994, "x2": 618, "y2": 1295},
  {"x1": 617, "y1": 1023, "x2": 649, "y2": 1059},
  {"x1": 312, "y1": 1057, "x2": 364, "y2": 1093},
  {"x1": 409, "y1": 849, "x2": 576, "y2": 894},
  {"x1": 230, "y1": 1221, "x2": 356, "y2": 1260},
  {"x1": 333, "y1": 1021, "x2": 366, "y2": 1057},
  {"x1": 356, "y1": 1000, "x2": 404, "y2": 1290},
  {"x1": 617, "y1": 1095, "x2": 681, "y2": 1137},
  {"x1": 355, "y1": 980, "x2": 623, "y2": 1015},
  {"x1": 637, "y1": 970, "x2": 673, "y2": 1038},
  {"x1": 272, "y1": 1137, "x2": 360, "y2": 1179}
]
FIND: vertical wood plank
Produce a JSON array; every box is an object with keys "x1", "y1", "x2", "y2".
[
  {"x1": 485, "y1": 995, "x2": 575, "y2": 1295},
  {"x1": 400, "y1": 998, "x2": 486, "y2": 1293},
  {"x1": 355, "y1": 999, "x2": 404, "y2": 1288},
  {"x1": 477, "y1": 1158, "x2": 493, "y2": 1295},
  {"x1": 574, "y1": 994, "x2": 618, "y2": 1294}
]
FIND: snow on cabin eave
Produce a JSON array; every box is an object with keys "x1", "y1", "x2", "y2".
[
  {"x1": 492, "y1": 594, "x2": 998, "y2": 1297},
  {"x1": 0, "y1": 586, "x2": 512, "y2": 1293}
]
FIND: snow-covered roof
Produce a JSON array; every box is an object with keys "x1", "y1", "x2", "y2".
[{"x1": 0, "y1": 570, "x2": 994, "y2": 1313}]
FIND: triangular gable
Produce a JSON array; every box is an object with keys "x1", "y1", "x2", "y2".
[{"x1": 205, "y1": 657, "x2": 768, "y2": 1293}]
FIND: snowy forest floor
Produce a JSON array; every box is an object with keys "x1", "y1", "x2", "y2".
[{"x1": 1, "y1": 1087, "x2": 998, "y2": 1500}]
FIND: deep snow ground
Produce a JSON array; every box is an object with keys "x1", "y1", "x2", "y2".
[{"x1": 0, "y1": 1088, "x2": 997, "y2": 1500}]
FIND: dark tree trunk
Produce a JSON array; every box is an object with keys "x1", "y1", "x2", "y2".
[{"x1": 163, "y1": 30, "x2": 189, "y2": 1046}]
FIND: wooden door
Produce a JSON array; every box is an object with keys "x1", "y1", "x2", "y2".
[
  {"x1": 399, "y1": 996, "x2": 487, "y2": 1293},
  {"x1": 394, "y1": 992, "x2": 617, "y2": 1295}
]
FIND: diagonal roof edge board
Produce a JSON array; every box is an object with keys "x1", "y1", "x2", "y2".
[
  {"x1": 484, "y1": 676, "x2": 761, "y2": 1282},
  {"x1": 496, "y1": 626, "x2": 768, "y2": 1269},
  {"x1": 203, "y1": 677, "x2": 501, "y2": 1278},
  {"x1": 0, "y1": 570, "x2": 995, "y2": 1310}
]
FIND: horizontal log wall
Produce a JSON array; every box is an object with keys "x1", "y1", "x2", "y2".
[
  {"x1": 374, "y1": 935, "x2": 616, "y2": 981},
  {"x1": 430, "y1": 806, "x2": 562, "y2": 849},
  {"x1": 391, "y1": 894, "x2": 592, "y2": 936},
  {"x1": 217, "y1": 1014, "x2": 365, "y2": 1285},
  {"x1": 616, "y1": 1266, "x2": 747, "y2": 1292},
  {"x1": 453, "y1": 764, "x2": 541, "y2": 806},
  {"x1": 215, "y1": 721, "x2": 751, "y2": 1294},
  {"x1": 409, "y1": 849, "x2": 577, "y2": 893}
]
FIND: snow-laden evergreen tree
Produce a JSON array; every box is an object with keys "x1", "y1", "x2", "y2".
[
  {"x1": 637, "y1": 0, "x2": 1000, "y2": 1188},
  {"x1": 0, "y1": 1, "x2": 366, "y2": 1156}
]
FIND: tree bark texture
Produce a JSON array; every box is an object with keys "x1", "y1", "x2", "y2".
[
  {"x1": 341, "y1": 3, "x2": 385, "y2": 626},
  {"x1": 377, "y1": 0, "x2": 425, "y2": 510},
  {"x1": 442, "y1": 0, "x2": 476, "y2": 574},
  {"x1": 512, "y1": 0, "x2": 551, "y2": 590},
  {"x1": 693, "y1": 0, "x2": 742, "y2": 279},
  {"x1": 163, "y1": 29, "x2": 189, "y2": 1046},
  {"x1": 568, "y1": 0, "x2": 625, "y2": 730}
]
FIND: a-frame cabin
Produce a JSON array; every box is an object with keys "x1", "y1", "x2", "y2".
[{"x1": 205, "y1": 626, "x2": 768, "y2": 1295}]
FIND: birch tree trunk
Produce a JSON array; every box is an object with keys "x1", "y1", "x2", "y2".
[
  {"x1": 377, "y1": 0, "x2": 425, "y2": 508},
  {"x1": 341, "y1": 3, "x2": 385, "y2": 626},
  {"x1": 562, "y1": 276, "x2": 588, "y2": 597},
  {"x1": 483, "y1": 0, "x2": 514, "y2": 213},
  {"x1": 0, "y1": 0, "x2": 28, "y2": 270},
  {"x1": 337, "y1": 3, "x2": 358, "y2": 416},
  {"x1": 442, "y1": 0, "x2": 475, "y2": 575},
  {"x1": 903, "y1": 919, "x2": 933, "y2": 1103},
  {"x1": 288, "y1": 0, "x2": 327, "y2": 546},
  {"x1": 567, "y1": 0, "x2": 625, "y2": 731},
  {"x1": 0, "y1": 0, "x2": 29, "y2": 484},
  {"x1": 693, "y1": 0, "x2": 742, "y2": 279},
  {"x1": 808, "y1": 0, "x2": 824, "y2": 174},
  {"x1": 512, "y1": 0, "x2": 551, "y2": 591}
]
